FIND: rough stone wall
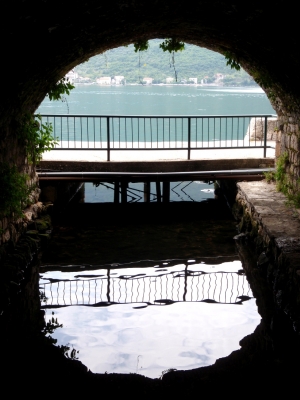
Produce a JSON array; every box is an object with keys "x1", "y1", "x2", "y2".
[
  {"x1": 247, "y1": 117, "x2": 278, "y2": 141},
  {"x1": 0, "y1": 132, "x2": 41, "y2": 254},
  {"x1": 0, "y1": 186, "x2": 42, "y2": 250},
  {"x1": 234, "y1": 181, "x2": 300, "y2": 336},
  {"x1": 275, "y1": 113, "x2": 300, "y2": 193}
]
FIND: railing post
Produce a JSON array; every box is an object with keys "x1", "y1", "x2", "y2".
[
  {"x1": 187, "y1": 117, "x2": 191, "y2": 160},
  {"x1": 263, "y1": 116, "x2": 268, "y2": 158},
  {"x1": 107, "y1": 116, "x2": 110, "y2": 161}
]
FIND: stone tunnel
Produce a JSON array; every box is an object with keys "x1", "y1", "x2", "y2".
[
  {"x1": 1, "y1": 1, "x2": 300, "y2": 394},
  {"x1": 2, "y1": 0, "x2": 300, "y2": 253},
  {"x1": 1, "y1": 1, "x2": 300, "y2": 171}
]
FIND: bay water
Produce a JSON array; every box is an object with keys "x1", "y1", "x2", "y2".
[{"x1": 37, "y1": 84, "x2": 275, "y2": 116}]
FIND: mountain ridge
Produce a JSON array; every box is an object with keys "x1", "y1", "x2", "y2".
[{"x1": 75, "y1": 40, "x2": 257, "y2": 86}]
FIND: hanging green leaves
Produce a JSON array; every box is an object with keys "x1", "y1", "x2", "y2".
[
  {"x1": 133, "y1": 40, "x2": 150, "y2": 53},
  {"x1": 47, "y1": 77, "x2": 75, "y2": 101},
  {"x1": 159, "y1": 39, "x2": 185, "y2": 82},
  {"x1": 159, "y1": 38, "x2": 185, "y2": 53},
  {"x1": 224, "y1": 51, "x2": 241, "y2": 71}
]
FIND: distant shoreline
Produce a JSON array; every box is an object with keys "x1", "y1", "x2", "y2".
[{"x1": 73, "y1": 82, "x2": 261, "y2": 90}]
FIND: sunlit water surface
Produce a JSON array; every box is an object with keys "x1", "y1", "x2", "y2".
[{"x1": 40, "y1": 259, "x2": 260, "y2": 378}]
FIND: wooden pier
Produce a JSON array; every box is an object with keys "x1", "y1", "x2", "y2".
[{"x1": 38, "y1": 158, "x2": 274, "y2": 204}]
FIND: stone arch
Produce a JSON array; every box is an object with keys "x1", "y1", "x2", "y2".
[
  {"x1": 1, "y1": 1, "x2": 300, "y2": 198},
  {"x1": 1, "y1": 2, "x2": 300, "y2": 388}
]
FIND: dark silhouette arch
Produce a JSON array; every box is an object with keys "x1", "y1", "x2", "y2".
[
  {"x1": 2, "y1": 1, "x2": 300, "y2": 219},
  {"x1": 1, "y1": 3, "x2": 300, "y2": 393},
  {"x1": 1, "y1": 1, "x2": 300, "y2": 121}
]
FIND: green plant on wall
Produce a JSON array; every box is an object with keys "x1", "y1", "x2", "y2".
[
  {"x1": 274, "y1": 151, "x2": 289, "y2": 193},
  {"x1": 263, "y1": 169, "x2": 276, "y2": 183},
  {"x1": 264, "y1": 152, "x2": 288, "y2": 185},
  {"x1": 21, "y1": 113, "x2": 58, "y2": 165},
  {"x1": 20, "y1": 77, "x2": 75, "y2": 164},
  {"x1": 264, "y1": 152, "x2": 300, "y2": 208},
  {"x1": 0, "y1": 163, "x2": 31, "y2": 219},
  {"x1": 18, "y1": 77, "x2": 74, "y2": 165},
  {"x1": 0, "y1": 77, "x2": 74, "y2": 220},
  {"x1": 264, "y1": 152, "x2": 289, "y2": 186}
]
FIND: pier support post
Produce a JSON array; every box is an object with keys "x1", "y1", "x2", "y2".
[
  {"x1": 162, "y1": 181, "x2": 170, "y2": 203},
  {"x1": 121, "y1": 180, "x2": 128, "y2": 204},
  {"x1": 114, "y1": 181, "x2": 120, "y2": 203},
  {"x1": 144, "y1": 182, "x2": 151, "y2": 203},
  {"x1": 156, "y1": 181, "x2": 161, "y2": 203}
]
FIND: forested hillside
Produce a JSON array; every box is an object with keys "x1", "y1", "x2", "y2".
[{"x1": 75, "y1": 40, "x2": 256, "y2": 86}]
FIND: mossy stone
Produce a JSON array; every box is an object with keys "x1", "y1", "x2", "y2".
[{"x1": 35, "y1": 219, "x2": 50, "y2": 232}]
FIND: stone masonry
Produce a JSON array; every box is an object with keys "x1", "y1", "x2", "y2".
[{"x1": 235, "y1": 180, "x2": 300, "y2": 333}]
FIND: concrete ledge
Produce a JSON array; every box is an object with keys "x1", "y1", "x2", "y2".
[
  {"x1": 236, "y1": 181, "x2": 300, "y2": 239},
  {"x1": 39, "y1": 158, "x2": 274, "y2": 173}
]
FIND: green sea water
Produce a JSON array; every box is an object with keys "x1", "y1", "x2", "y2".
[{"x1": 37, "y1": 84, "x2": 275, "y2": 116}]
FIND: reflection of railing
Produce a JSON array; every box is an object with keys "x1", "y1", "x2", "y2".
[
  {"x1": 40, "y1": 114, "x2": 275, "y2": 160},
  {"x1": 40, "y1": 267, "x2": 252, "y2": 308}
]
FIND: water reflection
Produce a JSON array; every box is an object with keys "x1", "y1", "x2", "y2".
[
  {"x1": 85, "y1": 181, "x2": 215, "y2": 203},
  {"x1": 40, "y1": 259, "x2": 251, "y2": 307},
  {"x1": 40, "y1": 258, "x2": 260, "y2": 378}
]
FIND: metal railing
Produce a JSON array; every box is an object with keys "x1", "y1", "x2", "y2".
[
  {"x1": 40, "y1": 266, "x2": 252, "y2": 308},
  {"x1": 40, "y1": 114, "x2": 276, "y2": 160}
]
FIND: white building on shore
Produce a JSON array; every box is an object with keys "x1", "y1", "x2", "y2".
[
  {"x1": 96, "y1": 77, "x2": 112, "y2": 85},
  {"x1": 65, "y1": 69, "x2": 79, "y2": 83},
  {"x1": 112, "y1": 76, "x2": 125, "y2": 85},
  {"x1": 189, "y1": 77, "x2": 198, "y2": 84},
  {"x1": 143, "y1": 77, "x2": 153, "y2": 85}
]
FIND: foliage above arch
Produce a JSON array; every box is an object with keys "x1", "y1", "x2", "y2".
[
  {"x1": 47, "y1": 77, "x2": 75, "y2": 101},
  {"x1": 223, "y1": 51, "x2": 241, "y2": 71},
  {"x1": 134, "y1": 40, "x2": 150, "y2": 53},
  {"x1": 133, "y1": 38, "x2": 185, "y2": 54},
  {"x1": 133, "y1": 38, "x2": 185, "y2": 82},
  {"x1": 159, "y1": 38, "x2": 185, "y2": 53}
]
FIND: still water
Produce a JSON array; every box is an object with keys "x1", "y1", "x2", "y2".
[
  {"x1": 40, "y1": 258, "x2": 260, "y2": 378},
  {"x1": 85, "y1": 181, "x2": 215, "y2": 203},
  {"x1": 39, "y1": 85, "x2": 266, "y2": 377},
  {"x1": 37, "y1": 84, "x2": 275, "y2": 116}
]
